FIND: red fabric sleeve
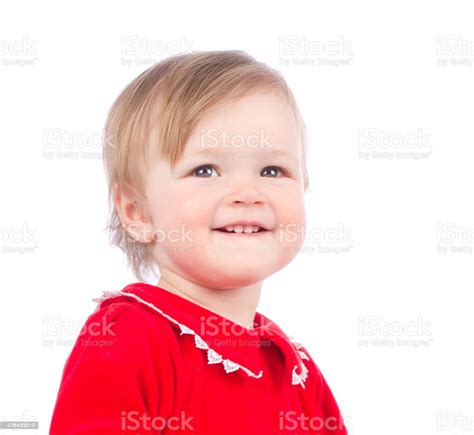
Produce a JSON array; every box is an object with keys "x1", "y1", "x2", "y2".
[
  {"x1": 299, "y1": 345, "x2": 349, "y2": 435},
  {"x1": 50, "y1": 301, "x2": 175, "y2": 434},
  {"x1": 316, "y1": 368, "x2": 349, "y2": 434}
]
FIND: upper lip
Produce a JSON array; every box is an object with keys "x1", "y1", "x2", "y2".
[{"x1": 213, "y1": 221, "x2": 270, "y2": 231}]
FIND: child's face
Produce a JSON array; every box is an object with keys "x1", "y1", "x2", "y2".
[{"x1": 144, "y1": 91, "x2": 306, "y2": 289}]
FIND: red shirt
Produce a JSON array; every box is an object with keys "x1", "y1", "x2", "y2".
[{"x1": 50, "y1": 282, "x2": 348, "y2": 434}]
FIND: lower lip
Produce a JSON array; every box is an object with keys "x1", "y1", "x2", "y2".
[{"x1": 212, "y1": 229, "x2": 269, "y2": 236}]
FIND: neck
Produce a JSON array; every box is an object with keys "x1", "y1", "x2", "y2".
[{"x1": 156, "y1": 270, "x2": 262, "y2": 329}]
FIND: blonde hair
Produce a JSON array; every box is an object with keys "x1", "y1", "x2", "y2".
[{"x1": 102, "y1": 50, "x2": 309, "y2": 281}]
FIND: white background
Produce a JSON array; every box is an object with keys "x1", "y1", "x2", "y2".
[{"x1": 1, "y1": 1, "x2": 473, "y2": 433}]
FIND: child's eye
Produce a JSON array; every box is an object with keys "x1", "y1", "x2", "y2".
[
  {"x1": 191, "y1": 165, "x2": 287, "y2": 178},
  {"x1": 261, "y1": 166, "x2": 286, "y2": 177},
  {"x1": 192, "y1": 164, "x2": 219, "y2": 177}
]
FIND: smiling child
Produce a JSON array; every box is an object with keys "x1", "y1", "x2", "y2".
[{"x1": 50, "y1": 50, "x2": 348, "y2": 434}]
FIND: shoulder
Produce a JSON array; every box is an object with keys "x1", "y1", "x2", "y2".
[
  {"x1": 294, "y1": 341, "x2": 348, "y2": 432},
  {"x1": 291, "y1": 340, "x2": 338, "y2": 393},
  {"x1": 287, "y1": 339, "x2": 325, "y2": 391},
  {"x1": 90, "y1": 296, "x2": 178, "y2": 342},
  {"x1": 62, "y1": 297, "x2": 179, "y2": 382},
  {"x1": 50, "y1": 297, "x2": 178, "y2": 432}
]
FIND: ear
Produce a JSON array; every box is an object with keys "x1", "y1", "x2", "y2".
[{"x1": 113, "y1": 184, "x2": 154, "y2": 244}]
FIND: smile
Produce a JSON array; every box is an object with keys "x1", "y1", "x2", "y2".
[{"x1": 213, "y1": 227, "x2": 269, "y2": 235}]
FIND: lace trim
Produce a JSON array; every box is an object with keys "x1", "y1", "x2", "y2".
[
  {"x1": 290, "y1": 340, "x2": 310, "y2": 389},
  {"x1": 292, "y1": 362, "x2": 309, "y2": 389},
  {"x1": 92, "y1": 290, "x2": 309, "y2": 387},
  {"x1": 93, "y1": 290, "x2": 263, "y2": 379}
]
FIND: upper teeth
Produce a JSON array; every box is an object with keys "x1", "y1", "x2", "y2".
[{"x1": 224, "y1": 225, "x2": 261, "y2": 233}]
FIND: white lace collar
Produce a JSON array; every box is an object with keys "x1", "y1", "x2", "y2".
[{"x1": 93, "y1": 288, "x2": 310, "y2": 389}]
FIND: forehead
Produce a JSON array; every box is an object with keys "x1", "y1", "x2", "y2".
[
  {"x1": 186, "y1": 146, "x2": 300, "y2": 165},
  {"x1": 182, "y1": 91, "x2": 302, "y2": 160}
]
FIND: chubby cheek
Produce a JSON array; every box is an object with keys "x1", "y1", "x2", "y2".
[
  {"x1": 274, "y1": 191, "x2": 306, "y2": 262},
  {"x1": 148, "y1": 186, "x2": 214, "y2": 249},
  {"x1": 148, "y1": 189, "x2": 223, "y2": 283}
]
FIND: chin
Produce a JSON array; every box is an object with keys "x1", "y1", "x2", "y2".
[
  {"x1": 190, "y1": 263, "x2": 272, "y2": 290},
  {"x1": 205, "y1": 276, "x2": 264, "y2": 290}
]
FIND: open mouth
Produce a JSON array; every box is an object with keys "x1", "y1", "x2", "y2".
[{"x1": 213, "y1": 226, "x2": 269, "y2": 235}]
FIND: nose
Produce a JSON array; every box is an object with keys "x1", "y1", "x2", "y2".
[{"x1": 227, "y1": 186, "x2": 266, "y2": 206}]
